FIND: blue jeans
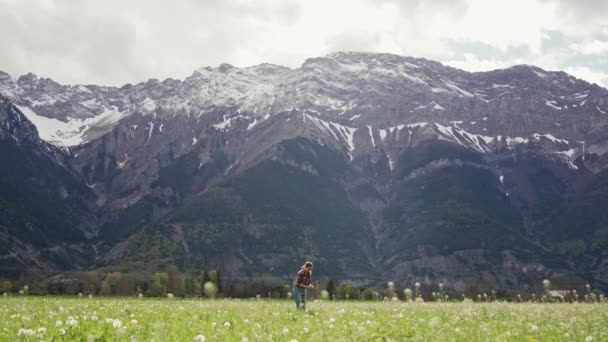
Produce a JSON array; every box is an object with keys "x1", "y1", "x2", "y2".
[{"x1": 293, "y1": 286, "x2": 306, "y2": 311}]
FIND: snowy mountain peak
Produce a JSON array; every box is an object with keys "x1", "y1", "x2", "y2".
[{"x1": 1, "y1": 52, "x2": 607, "y2": 148}]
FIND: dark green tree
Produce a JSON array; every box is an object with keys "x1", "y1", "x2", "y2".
[{"x1": 326, "y1": 279, "x2": 336, "y2": 299}]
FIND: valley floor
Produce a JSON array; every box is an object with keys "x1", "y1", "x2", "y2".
[{"x1": 1, "y1": 297, "x2": 607, "y2": 341}]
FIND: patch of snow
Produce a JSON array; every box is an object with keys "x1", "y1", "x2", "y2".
[
  {"x1": 532, "y1": 69, "x2": 547, "y2": 79},
  {"x1": 532, "y1": 133, "x2": 569, "y2": 144},
  {"x1": 554, "y1": 148, "x2": 576, "y2": 158},
  {"x1": 431, "y1": 87, "x2": 449, "y2": 94},
  {"x1": 349, "y1": 114, "x2": 361, "y2": 121},
  {"x1": 387, "y1": 153, "x2": 395, "y2": 172},
  {"x1": 117, "y1": 154, "x2": 129, "y2": 169},
  {"x1": 499, "y1": 175, "x2": 504, "y2": 184},
  {"x1": 304, "y1": 114, "x2": 357, "y2": 159},
  {"x1": 379, "y1": 129, "x2": 387, "y2": 141},
  {"x1": 213, "y1": 114, "x2": 249, "y2": 130},
  {"x1": 247, "y1": 118, "x2": 259, "y2": 130},
  {"x1": 545, "y1": 99, "x2": 562, "y2": 110},
  {"x1": 597, "y1": 107, "x2": 606, "y2": 114},
  {"x1": 413, "y1": 105, "x2": 426, "y2": 111},
  {"x1": 146, "y1": 122, "x2": 154, "y2": 145},
  {"x1": 432, "y1": 103, "x2": 445, "y2": 111},
  {"x1": 506, "y1": 137, "x2": 529, "y2": 145},
  {"x1": 140, "y1": 97, "x2": 157, "y2": 114},
  {"x1": 16, "y1": 104, "x2": 126, "y2": 147},
  {"x1": 368, "y1": 126, "x2": 375, "y2": 149},
  {"x1": 492, "y1": 83, "x2": 515, "y2": 89},
  {"x1": 192, "y1": 137, "x2": 198, "y2": 145},
  {"x1": 406, "y1": 122, "x2": 427, "y2": 129},
  {"x1": 442, "y1": 79, "x2": 474, "y2": 97}
]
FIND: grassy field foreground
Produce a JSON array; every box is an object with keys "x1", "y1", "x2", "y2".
[{"x1": 1, "y1": 297, "x2": 607, "y2": 341}]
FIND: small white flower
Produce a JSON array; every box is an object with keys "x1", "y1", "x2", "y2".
[
  {"x1": 289, "y1": 340, "x2": 299, "y2": 342},
  {"x1": 455, "y1": 328, "x2": 461, "y2": 333},
  {"x1": 55, "y1": 320, "x2": 63, "y2": 327},
  {"x1": 585, "y1": 337, "x2": 593, "y2": 342},
  {"x1": 303, "y1": 327, "x2": 309, "y2": 333},
  {"x1": 38, "y1": 327, "x2": 46, "y2": 334},
  {"x1": 530, "y1": 325, "x2": 538, "y2": 332},
  {"x1": 283, "y1": 327, "x2": 289, "y2": 334},
  {"x1": 59, "y1": 328, "x2": 66, "y2": 335},
  {"x1": 241, "y1": 337, "x2": 249, "y2": 342},
  {"x1": 193, "y1": 335, "x2": 205, "y2": 341},
  {"x1": 223, "y1": 321, "x2": 231, "y2": 328},
  {"x1": 113, "y1": 319, "x2": 123, "y2": 329},
  {"x1": 329, "y1": 317, "x2": 335, "y2": 323},
  {"x1": 91, "y1": 315, "x2": 98, "y2": 321},
  {"x1": 67, "y1": 317, "x2": 78, "y2": 326},
  {"x1": 211, "y1": 322, "x2": 217, "y2": 328},
  {"x1": 564, "y1": 333, "x2": 570, "y2": 338},
  {"x1": 17, "y1": 328, "x2": 35, "y2": 336},
  {"x1": 131, "y1": 319, "x2": 138, "y2": 325}
]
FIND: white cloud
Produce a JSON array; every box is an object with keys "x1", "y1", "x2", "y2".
[
  {"x1": 569, "y1": 40, "x2": 608, "y2": 55},
  {"x1": 563, "y1": 66, "x2": 608, "y2": 87},
  {"x1": 444, "y1": 53, "x2": 511, "y2": 72}
]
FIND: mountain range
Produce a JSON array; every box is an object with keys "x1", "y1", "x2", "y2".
[{"x1": 1, "y1": 51, "x2": 608, "y2": 291}]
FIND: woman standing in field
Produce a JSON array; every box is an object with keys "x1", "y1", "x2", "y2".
[{"x1": 293, "y1": 261, "x2": 314, "y2": 311}]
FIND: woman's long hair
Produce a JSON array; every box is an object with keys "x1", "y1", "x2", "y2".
[{"x1": 302, "y1": 261, "x2": 313, "y2": 276}]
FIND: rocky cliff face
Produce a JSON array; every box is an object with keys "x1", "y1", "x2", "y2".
[{"x1": 1, "y1": 52, "x2": 608, "y2": 290}]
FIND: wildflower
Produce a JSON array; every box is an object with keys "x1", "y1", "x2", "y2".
[
  {"x1": 55, "y1": 320, "x2": 63, "y2": 327},
  {"x1": 564, "y1": 333, "x2": 570, "y2": 338},
  {"x1": 167, "y1": 293, "x2": 174, "y2": 299},
  {"x1": 193, "y1": 335, "x2": 205, "y2": 341},
  {"x1": 303, "y1": 327, "x2": 309, "y2": 334},
  {"x1": 91, "y1": 315, "x2": 98, "y2": 321},
  {"x1": 283, "y1": 327, "x2": 289, "y2": 334},
  {"x1": 455, "y1": 328, "x2": 461, "y2": 333},
  {"x1": 131, "y1": 319, "x2": 138, "y2": 325},
  {"x1": 530, "y1": 325, "x2": 538, "y2": 332},
  {"x1": 329, "y1": 317, "x2": 335, "y2": 323},
  {"x1": 67, "y1": 316, "x2": 78, "y2": 326},
  {"x1": 585, "y1": 337, "x2": 593, "y2": 342},
  {"x1": 211, "y1": 322, "x2": 217, "y2": 328},
  {"x1": 241, "y1": 338, "x2": 249, "y2": 342},
  {"x1": 138, "y1": 293, "x2": 144, "y2": 299},
  {"x1": 17, "y1": 328, "x2": 35, "y2": 336},
  {"x1": 59, "y1": 328, "x2": 66, "y2": 335},
  {"x1": 223, "y1": 321, "x2": 231, "y2": 328},
  {"x1": 113, "y1": 319, "x2": 123, "y2": 329},
  {"x1": 37, "y1": 327, "x2": 46, "y2": 334}
]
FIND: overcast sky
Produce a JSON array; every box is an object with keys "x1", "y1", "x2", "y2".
[{"x1": 1, "y1": 0, "x2": 607, "y2": 87}]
